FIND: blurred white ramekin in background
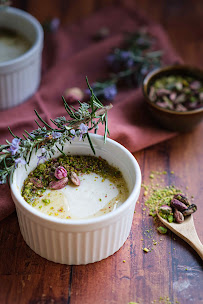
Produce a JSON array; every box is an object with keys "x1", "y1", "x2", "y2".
[{"x1": 0, "y1": 7, "x2": 43, "y2": 110}]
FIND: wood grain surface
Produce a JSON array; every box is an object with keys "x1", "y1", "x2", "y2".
[{"x1": 1, "y1": 1, "x2": 203, "y2": 304}]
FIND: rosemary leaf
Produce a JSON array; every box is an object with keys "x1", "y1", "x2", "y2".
[{"x1": 87, "y1": 133, "x2": 95, "y2": 155}]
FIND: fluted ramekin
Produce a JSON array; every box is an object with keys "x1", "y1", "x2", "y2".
[
  {"x1": 0, "y1": 7, "x2": 43, "y2": 110},
  {"x1": 10, "y1": 135, "x2": 141, "y2": 265}
]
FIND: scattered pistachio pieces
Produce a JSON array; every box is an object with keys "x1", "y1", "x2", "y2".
[
  {"x1": 145, "y1": 185, "x2": 180, "y2": 215},
  {"x1": 157, "y1": 226, "x2": 167, "y2": 234},
  {"x1": 42, "y1": 199, "x2": 51, "y2": 205},
  {"x1": 151, "y1": 296, "x2": 180, "y2": 304},
  {"x1": 143, "y1": 247, "x2": 150, "y2": 253}
]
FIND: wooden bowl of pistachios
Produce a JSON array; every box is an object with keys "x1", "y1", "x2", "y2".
[{"x1": 142, "y1": 65, "x2": 203, "y2": 132}]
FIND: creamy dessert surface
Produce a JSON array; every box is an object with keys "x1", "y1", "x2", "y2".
[
  {"x1": 0, "y1": 28, "x2": 31, "y2": 63},
  {"x1": 31, "y1": 173, "x2": 128, "y2": 219},
  {"x1": 22, "y1": 155, "x2": 129, "y2": 219}
]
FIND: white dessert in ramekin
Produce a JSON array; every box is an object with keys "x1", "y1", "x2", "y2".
[
  {"x1": 0, "y1": 7, "x2": 43, "y2": 110},
  {"x1": 10, "y1": 134, "x2": 141, "y2": 265}
]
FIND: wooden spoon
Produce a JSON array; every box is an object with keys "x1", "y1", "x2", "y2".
[{"x1": 156, "y1": 211, "x2": 203, "y2": 260}]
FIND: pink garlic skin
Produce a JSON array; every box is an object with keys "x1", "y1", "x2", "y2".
[
  {"x1": 49, "y1": 177, "x2": 69, "y2": 190},
  {"x1": 54, "y1": 166, "x2": 67, "y2": 180}
]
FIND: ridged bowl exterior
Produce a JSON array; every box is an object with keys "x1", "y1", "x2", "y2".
[
  {"x1": 0, "y1": 8, "x2": 43, "y2": 110},
  {"x1": 15, "y1": 202, "x2": 136, "y2": 265},
  {"x1": 11, "y1": 135, "x2": 141, "y2": 265}
]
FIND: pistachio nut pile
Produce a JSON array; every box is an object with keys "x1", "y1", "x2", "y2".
[{"x1": 149, "y1": 75, "x2": 203, "y2": 111}]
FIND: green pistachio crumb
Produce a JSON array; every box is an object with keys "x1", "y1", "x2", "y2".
[
  {"x1": 42, "y1": 199, "x2": 51, "y2": 205},
  {"x1": 167, "y1": 215, "x2": 174, "y2": 223},
  {"x1": 157, "y1": 226, "x2": 167, "y2": 234}
]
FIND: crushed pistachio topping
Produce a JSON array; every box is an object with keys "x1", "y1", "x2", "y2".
[{"x1": 22, "y1": 155, "x2": 122, "y2": 204}]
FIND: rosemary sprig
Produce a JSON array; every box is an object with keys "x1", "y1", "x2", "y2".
[
  {"x1": 87, "y1": 29, "x2": 163, "y2": 101},
  {"x1": 0, "y1": 79, "x2": 112, "y2": 185}
]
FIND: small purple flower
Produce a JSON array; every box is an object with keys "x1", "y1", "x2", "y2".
[
  {"x1": 50, "y1": 18, "x2": 60, "y2": 32},
  {"x1": 103, "y1": 84, "x2": 117, "y2": 100},
  {"x1": 140, "y1": 66, "x2": 148, "y2": 76},
  {"x1": 15, "y1": 158, "x2": 26, "y2": 168},
  {"x1": 136, "y1": 37, "x2": 146, "y2": 45},
  {"x1": 107, "y1": 54, "x2": 115, "y2": 65},
  {"x1": 29, "y1": 132, "x2": 35, "y2": 138},
  {"x1": 37, "y1": 147, "x2": 47, "y2": 164},
  {"x1": 10, "y1": 138, "x2": 20, "y2": 156},
  {"x1": 79, "y1": 123, "x2": 88, "y2": 141},
  {"x1": 120, "y1": 51, "x2": 131, "y2": 60},
  {"x1": 52, "y1": 131, "x2": 62, "y2": 139},
  {"x1": 85, "y1": 88, "x2": 91, "y2": 96},
  {"x1": 120, "y1": 51, "x2": 134, "y2": 68},
  {"x1": 70, "y1": 129, "x2": 76, "y2": 140},
  {"x1": 37, "y1": 155, "x2": 47, "y2": 165}
]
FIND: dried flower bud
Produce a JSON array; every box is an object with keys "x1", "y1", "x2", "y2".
[
  {"x1": 49, "y1": 177, "x2": 68, "y2": 190},
  {"x1": 182, "y1": 204, "x2": 197, "y2": 217},
  {"x1": 54, "y1": 166, "x2": 67, "y2": 180},
  {"x1": 70, "y1": 171, "x2": 80, "y2": 186},
  {"x1": 170, "y1": 198, "x2": 188, "y2": 211},
  {"x1": 159, "y1": 205, "x2": 172, "y2": 214},
  {"x1": 64, "y1": 87, "x2": 84, "y2": 103},
  {"x1": 30, "y1": 177, "x2": 44, "y2": 188},
  {"x1": 173, "y1": 193, "x2": 190, "y2": 206},
  {"x1": 174, "y1": 208, "x2": 184, "y2": 223}
]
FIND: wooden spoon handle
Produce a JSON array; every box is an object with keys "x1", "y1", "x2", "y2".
[{"x1": 183, "y1": 230, "x2": 203, "y2": 260}]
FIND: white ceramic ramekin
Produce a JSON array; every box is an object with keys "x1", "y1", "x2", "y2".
[
  {"x1": 10, "y1": 135, "x2": 141, "y2": 265},
  {"x1": 0, "y1": 7, "x2": 43, "y2": 110}
]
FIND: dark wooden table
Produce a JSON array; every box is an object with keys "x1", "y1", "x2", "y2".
[{"x1": 1, "y1": 1, "x2": 203, "y2": 303}]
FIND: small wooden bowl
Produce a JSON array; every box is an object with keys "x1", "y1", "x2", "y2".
[{"x1": 142, "y1": 65, "x2": 203, "y2": 132}]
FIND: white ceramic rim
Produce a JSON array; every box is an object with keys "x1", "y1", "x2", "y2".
[
  {"x1": 10, "y1": 135, "x2": 141, "y2": 226},
  {"x1": 0, "y1": 7, "x2": 43, "y2": 68}
]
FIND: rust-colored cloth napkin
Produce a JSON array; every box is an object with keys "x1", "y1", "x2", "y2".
[{"x1": 0, "y1": 1, "x2": 182, "y2": 221}]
